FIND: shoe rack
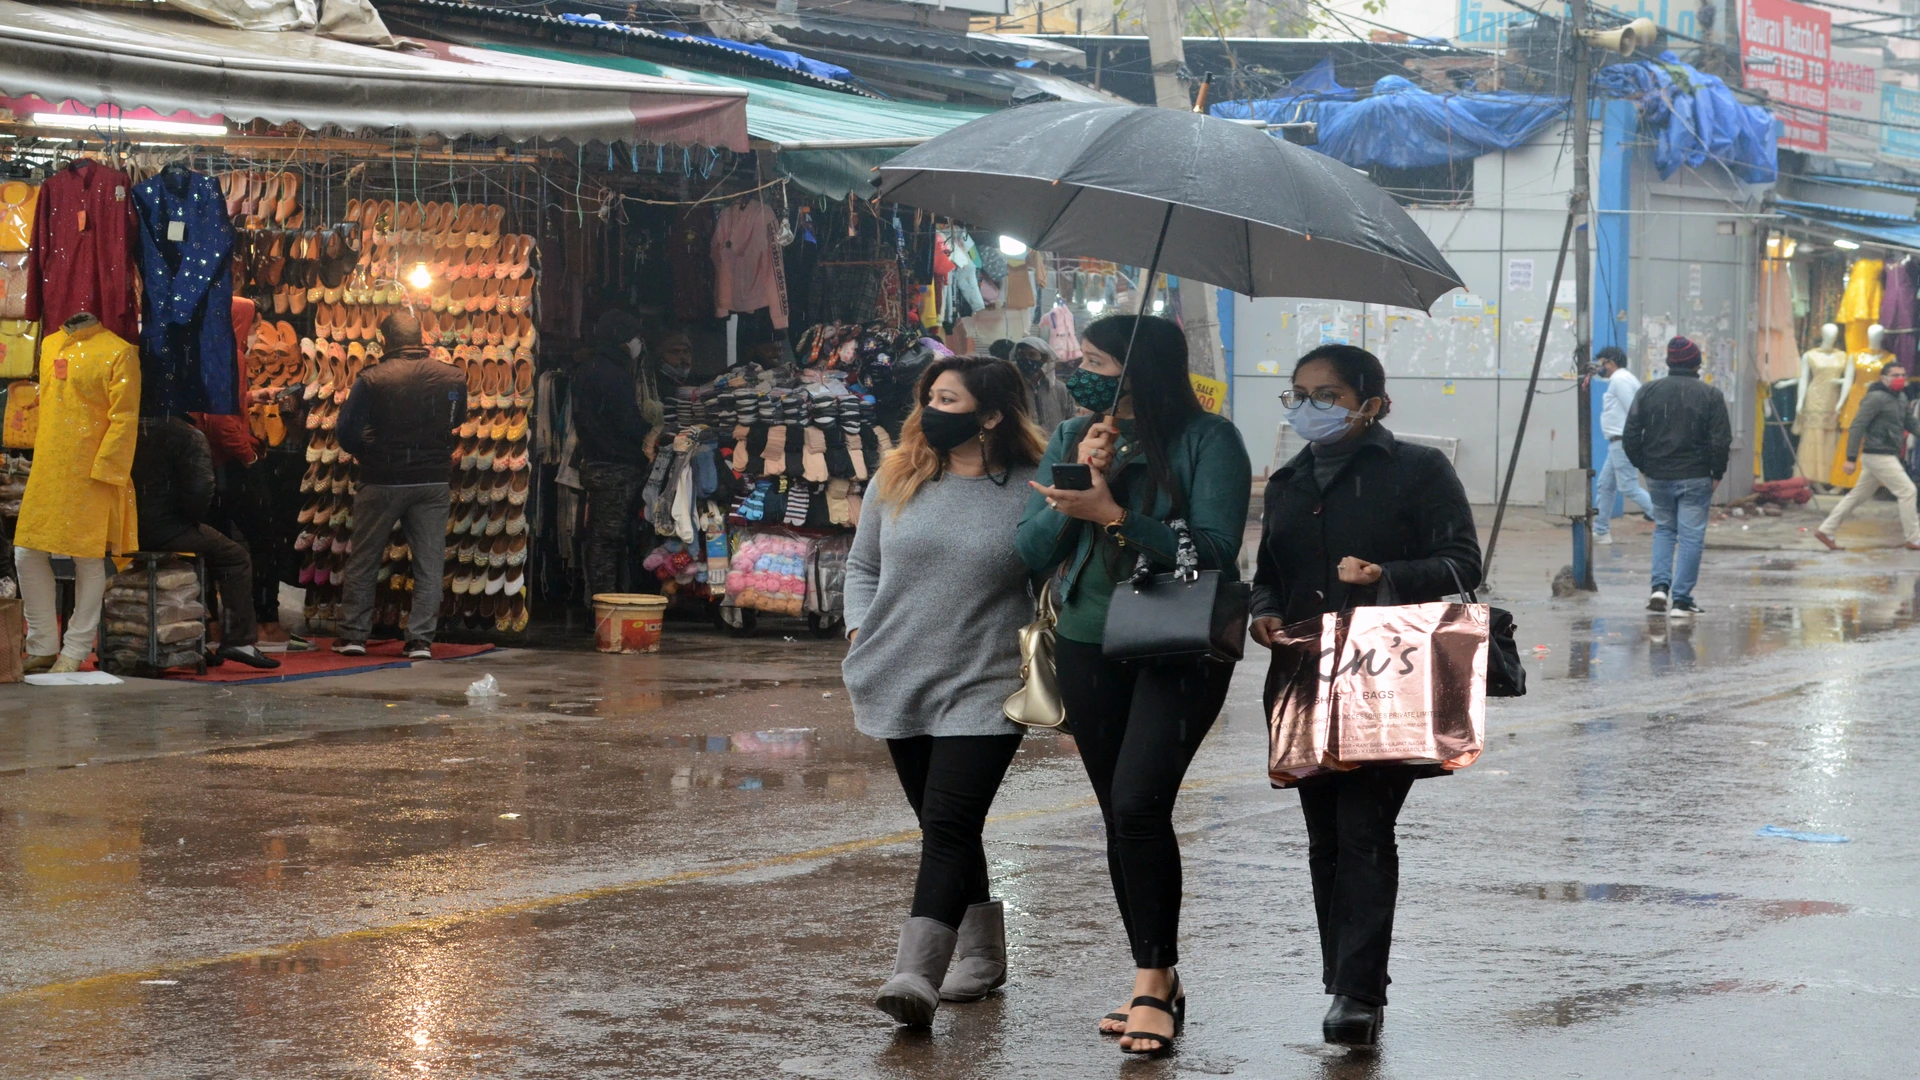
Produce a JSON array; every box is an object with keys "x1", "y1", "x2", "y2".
[{"x1": 227, "y1": 182, "x2": 536, "y2": 636}]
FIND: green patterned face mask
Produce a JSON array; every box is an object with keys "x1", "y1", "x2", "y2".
[{"x1": 1065, "y1": 366, "x2": 1122, "y2": 413}]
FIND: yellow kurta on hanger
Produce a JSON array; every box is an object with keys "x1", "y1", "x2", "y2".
[
  {"x1": 14, "y1": 321, "x2": 141, "y2": 557},
  {"x1": 0, "y1": 319, "x2": 38, "y2": 379},
  {"x1": 1836, "y1": 258, "x2": 1884, "y2": 353},
  {"x1": 0, "y1": 180, "x2": 36, "y2": 252}
]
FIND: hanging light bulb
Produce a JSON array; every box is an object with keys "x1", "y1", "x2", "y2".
[
  {"x1": 1152, "y1": 299, "x2": 1167, "y2": 314},
  {"x1": 1833, "y1": 238, "x2": 1861, "y2": 250},
  {"x1": 1086, "y1": 298, "x2": 1107, "y2": 315},
  {"x1": 407, "y1": 263, "x2": 433, "y2": 290},
  {"x1": 1782, "y1": 238, "x2": 1798, "y2": 258},
  {"x1": 999, "y1": 235, "x2": 1029, "y2": 258}
]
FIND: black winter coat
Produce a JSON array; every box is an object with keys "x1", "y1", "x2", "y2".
[
  {"x1": 572, "y1": 344, "x2": 654, "y2": 467},
  {"x1": 1620, "y1": 368, "x2": 1732, "y2": 481},
  {"x1": 132, "y1": 416, "x2": 214, "y2": 547},
  {"x1": 337, "y1": 348, "x2": 468, "y2": 486},
  {"x1": 1251, "y1": 423, "x2": 1483, "y2": 626}
]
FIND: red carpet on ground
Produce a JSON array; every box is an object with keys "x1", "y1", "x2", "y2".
[{"x1": 166, "y1": 639, "x2": 496, "y2": 684}]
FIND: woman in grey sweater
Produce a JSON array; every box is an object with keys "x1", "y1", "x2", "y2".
[{"x1": 843, "y1": 355, "x2": 1046, "y2": 1028}]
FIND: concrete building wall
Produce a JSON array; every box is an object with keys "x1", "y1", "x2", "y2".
[{"x1": 1229, "y1": 116, "x2": 1765, "y2": 506}]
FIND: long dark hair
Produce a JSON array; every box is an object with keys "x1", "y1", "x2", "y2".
[
  {"x1": 875, "y1": 355, "x2": 1048, "y2": 510},
  {"x1": 1080, "y1": 314, "x2": 1203, "y2": 512}
]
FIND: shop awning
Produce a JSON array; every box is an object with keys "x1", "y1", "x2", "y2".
[
  {"x1": 0, "y1": 1, "x2": 749, "y2": 150},
  {"x1": 1773, "y1": 198, "x2": 1920, "y2": 250},
  {"x1": 476, "y1": 43, "x2": 992, "y2": 197}
]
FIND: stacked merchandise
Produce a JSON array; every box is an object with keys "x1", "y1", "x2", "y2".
[
  {"x1": 637, "y1": 323, "x2": 932, "y2": 632},
  {"x1": 230, "y1": 188, "x2": 538, "y2": 634},
  {"x1": 98, "y1": 557, "x2": 207, "y2": 676}
]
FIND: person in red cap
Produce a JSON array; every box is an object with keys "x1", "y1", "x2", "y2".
[{"x1": 1621, "y1": 336, "x2": 1731, "y2": 618}]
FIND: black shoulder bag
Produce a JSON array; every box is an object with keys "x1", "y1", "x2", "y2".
[{"x1": 1101, "y1": 518, "x2": 1250, "y2": 665}]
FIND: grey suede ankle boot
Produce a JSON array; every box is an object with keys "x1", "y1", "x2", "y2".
[
  {"x1": 874, "y1": 917, "x2": 959, "y2": 1027},
  {"x1": 939, "y1": 900, "x2": 1007, "y2": 1002}
]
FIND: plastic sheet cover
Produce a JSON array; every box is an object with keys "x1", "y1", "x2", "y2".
[
  {"x1": 1216, "y1": 73, "x2": 1564, "y2": 170},
  {"x1": 1594, "y1": 53, "x2": 1777, "y2": 184}
]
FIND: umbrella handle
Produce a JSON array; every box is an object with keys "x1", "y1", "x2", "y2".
[{"x1": 1110, "y1": 202, "x2": 1175, "y2": 414}]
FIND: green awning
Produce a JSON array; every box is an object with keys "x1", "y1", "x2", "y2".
[{"x1": 481, "y1": 43, "x2": 991, "y2": 198}]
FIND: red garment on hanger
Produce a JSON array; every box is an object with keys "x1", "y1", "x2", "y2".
[{"x1": 25, "y1": 160, "x2": 137, "y2": 340}]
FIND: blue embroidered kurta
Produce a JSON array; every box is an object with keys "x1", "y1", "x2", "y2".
[{"x1": 133, "y1": 169, "x2": 237, "y2": 416}]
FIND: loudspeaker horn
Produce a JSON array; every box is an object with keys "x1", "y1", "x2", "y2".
[{"x1": 1580, "y1": 17, "x2": 1660, "y2": 56}]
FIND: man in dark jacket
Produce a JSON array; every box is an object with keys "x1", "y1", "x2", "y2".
[
  {"x1": 574, "y1": 309, "x2": 654, "y2": 600},
  {"x1": 1621, "y1": 336, "x2": 1733, "y2": 619},
  {"x1": 1816, "y1": 363, "x2": 1920, "y2": 551},
  {"x1": 334, "y1": 310, "x2": 466, "y2": 658},
  {"x1": 131, "y1": 414, "x2": 279, "y2": 669}
]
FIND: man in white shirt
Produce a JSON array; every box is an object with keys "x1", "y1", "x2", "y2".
[{"x1": 1593, "y1": 346, "x2": 1655, "y2": 544}]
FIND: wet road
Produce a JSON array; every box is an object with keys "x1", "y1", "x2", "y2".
[{"x1": 2, "y1": 523, "x2": 1918, "y2": 1078}]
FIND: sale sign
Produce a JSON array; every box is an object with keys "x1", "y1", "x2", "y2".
[{"x1": 1742, "y1": 0, "x2": 1832, "y2": 151}]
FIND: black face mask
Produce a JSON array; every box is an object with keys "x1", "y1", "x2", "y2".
[
  {"x1": 920, "y1": 407, "x2": 982, "y2": 452},
  {"x1": 1015, "y1": 355, "x2": 1045, "y2": 380}
]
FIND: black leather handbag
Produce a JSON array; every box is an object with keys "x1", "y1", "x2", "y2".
[{"x1": 1101, "y1": 518, "x2": 1250, "y2": 665}]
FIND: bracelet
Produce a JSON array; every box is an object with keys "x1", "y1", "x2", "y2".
[{"x1": 1102, "y1": 510, "x2": 1128, "y2": 542}]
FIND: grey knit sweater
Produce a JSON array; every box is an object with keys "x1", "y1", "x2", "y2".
[{"x1": 842, "y1": 464, "x2": 1037, "y2": 739}]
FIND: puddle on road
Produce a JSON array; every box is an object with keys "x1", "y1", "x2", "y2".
[
  {"x1": 1502, "y1": 882, "x2": 1852, "y2": 920},
  {"x1": 1512, "y1": 978, "x2": 1785, "y2": 1028}
]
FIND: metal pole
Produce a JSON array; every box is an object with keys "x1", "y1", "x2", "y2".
[
  {"x1": 1483, "y1": 210, "x2": 1579, "y2": 587},
  {"x1": 1570, "y1": 0, "x2": 1599, "y2": 591}
]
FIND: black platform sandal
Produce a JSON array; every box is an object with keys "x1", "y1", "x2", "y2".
[{"x1": 1120, "y1": 974, "x2": 1185, "y2": 1057}]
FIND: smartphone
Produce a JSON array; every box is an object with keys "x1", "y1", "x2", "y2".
[{"x1": 1051, "y1": 462, "x2": 1093, "y2": 491}]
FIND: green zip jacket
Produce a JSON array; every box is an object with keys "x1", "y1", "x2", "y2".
[{"x1": 1016, "y1": 411, "x2": 1253, "y2": 644}]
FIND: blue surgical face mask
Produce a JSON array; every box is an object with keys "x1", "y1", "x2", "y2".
[{"x1": 1284, "y1": 400, "x2": 1355, "y2": 444}]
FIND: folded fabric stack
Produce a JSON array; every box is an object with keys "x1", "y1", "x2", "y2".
[
  {"x1": 98, "y1": 558, "x2": 207, "y2": 674},
  {"x1": 726, "y1": 531, "x2": 811, "y2": 616}
]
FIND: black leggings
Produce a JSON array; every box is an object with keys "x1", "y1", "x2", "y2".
[
  {"x1": 888, "y1": 733, "x2": 1024, "y2": 929},
  {"x1": 1055, "y1": 637, "x2": 1234, "y2": 970},
  {"x1": 1297, "y1": 766, "x2": 1417, "y2": 1006}
]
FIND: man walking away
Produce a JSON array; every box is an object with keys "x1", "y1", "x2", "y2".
[
  {"x1": 334, "y1": 311, "x2": 466, "y2": 658},
  {"x1": 1013, "y1": 336, "x2": 1080, "y2": 435},
  {"x1": 1591, "y1": 345, "x2": 1655, "y2": 545},
  {"x1": 1622, "y1": 336, "x2": 1732, "y2": 619},
  {"x1": 1815, "y1": 363, "x2": 1920, "y2": 551},
  {"x1": 574, "y1": 310, "x2": 655, "y2": 601},
  {"x1": 131, "y1": 414, "x2": 279, "y2": 669}
]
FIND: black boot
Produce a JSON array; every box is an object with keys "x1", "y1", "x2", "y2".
[{"x1": 1322, "y1": 994, "x2": 1382, "y2": 1047}]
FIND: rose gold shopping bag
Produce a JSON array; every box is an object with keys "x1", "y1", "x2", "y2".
[{"x1": 1267, "y1": 602, "x2": 1488, "y2": 787}]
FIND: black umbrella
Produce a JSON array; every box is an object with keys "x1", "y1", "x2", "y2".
[{"x1": 875, "y1": 100, "x2": 1465, "y2": 312}]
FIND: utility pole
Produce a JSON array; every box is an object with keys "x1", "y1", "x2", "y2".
[
  {"x1": 1143, "y1": 0, "x2": 1188, "y2": 109},
  {"x1": 1569, "y1": 0, "x2": 1598, "y2": 591},
  {"x1": 1140, "y1": 0, "x2": 1228, "y2": 386}
]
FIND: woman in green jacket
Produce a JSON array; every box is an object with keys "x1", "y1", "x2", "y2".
[{"x1": 1019, "y1": 314, "x2": 1252, "y2": 1057}]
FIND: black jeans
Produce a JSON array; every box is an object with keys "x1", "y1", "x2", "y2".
[
  {"x1": 1055, "y1": 637, "x2": 1234, "y2": 969},
  {"x1": 581, "y1": 461, "x2": 646, "y2": 601},
  {"x1": 157, "y1": 524, "x2": 258, "y2": 648},
  {"x1": 1296, "y1": 766, "x2": 1418, "y2": 1006},
  {"x1": 888, "y1": 734, "x2": 1023, "y2": 929}
]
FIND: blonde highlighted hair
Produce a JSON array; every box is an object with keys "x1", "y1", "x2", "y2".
[{"x1": 873, "y1": 355, "x2": 1048, "y2": 511}]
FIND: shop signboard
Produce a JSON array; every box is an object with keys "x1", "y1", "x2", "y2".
[
  {"x1": 1827, "y1": 46, "x2": 1884, "y2": 160},
  {"x1": 1740, "y1": 0, "x2": 1831, "y2": 152},
  {"x1": 1455, "y1": 0, "x2": 1698, "y2": 48},
  {"x1": 1881, "y1": 83, "x2": 1920, "y2": 162}
]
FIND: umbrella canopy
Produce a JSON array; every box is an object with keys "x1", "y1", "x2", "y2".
[{"x1": 875, "y1": 100, "x2": 1465, "y2": 312}]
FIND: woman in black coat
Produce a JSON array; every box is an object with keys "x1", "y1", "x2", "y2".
[{"x1": 1249, "y1": 344, "x2": 1482, "y2": 1048}]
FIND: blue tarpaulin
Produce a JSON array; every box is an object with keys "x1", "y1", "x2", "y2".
[
  {"x1": 1594, "y1": 52, "x2": 1776, "y2": 184},
  {"x1": 1214, "y1": 73, "x2": 1565, "y2": 170},
  {"x1": 560, "y1": 14, "x2": 853, "y2": 84}
]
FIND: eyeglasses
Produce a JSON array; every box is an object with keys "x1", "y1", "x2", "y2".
[{"x1": 1280, "y1": 389, "x2": 1346, "y2": 410}]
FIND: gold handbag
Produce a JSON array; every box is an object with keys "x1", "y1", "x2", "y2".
[{"x1": 1003, "y1": 580, "x2": 1066, "y2": 729}]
